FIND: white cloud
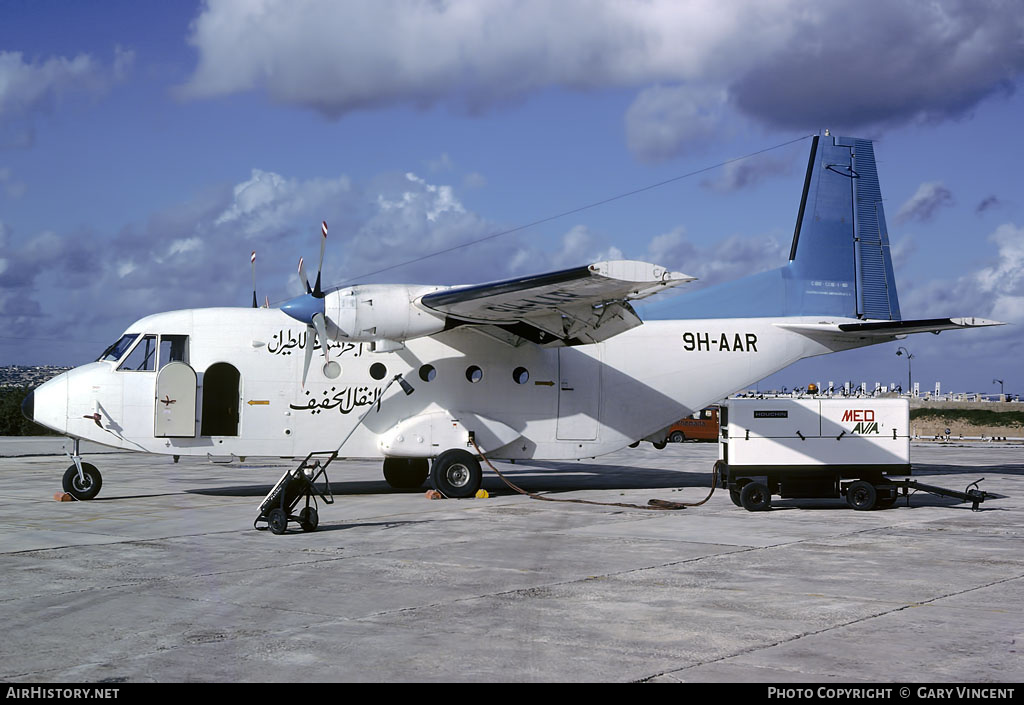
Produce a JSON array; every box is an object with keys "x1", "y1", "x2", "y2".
[
  {"x1": 625, "y1": 85, "x2": 728, "y2": 162},
  {"x1": 643, "y1": 226, "x2": 784, "y2": 288},
  {"x1": 214, "y1": 168, "x2": 352, "y2": 237},
  {"x1": 900, "y1": 222, "x2": 1024, "y2": 324},
  {"x1": 896, "y1": 182, "x2": 955, "y2": 224},
  {"x1": 379, "y1": 173, "x2": 466, "y2": 223},
  {"x1": 179, "y1": 1, "x2": 1024, "y2": 161},
  {"x1": 0, "y1": 49, "x2": 132, "y2": 123}
]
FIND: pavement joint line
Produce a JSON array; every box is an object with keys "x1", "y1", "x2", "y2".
[{"x1": 636, "y1": 572, "x2": 1024, "y2": 683}]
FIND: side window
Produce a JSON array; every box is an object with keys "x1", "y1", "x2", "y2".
[
  {"x1": 119, "y1": 335, "x2": 158, "y2": 371},
  {"x1": 159, "y1": 335, "x2": 189, "y2": 368}
]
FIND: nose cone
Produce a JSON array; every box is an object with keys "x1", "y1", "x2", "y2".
[
  {"x1": 27, "y1": 373, "x2": 68, "y2": 434},
  {"x1": 21, "y1": 389, "x2": 34, "y2": 422},
  {"x1": 281, "y1": 292, "x2": 324, "y2": 325}
]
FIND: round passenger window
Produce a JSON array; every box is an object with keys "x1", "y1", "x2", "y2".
[
  {"x1": 465, "y1": 365, "x2": 483, "y2": 383},
  {"x1": 419, "y1": 364, "x2": 436, "y2": 382},
  {"x1": 513, "y1": 367, "x2": 529, "y2": 384},
  {"x1": 369, "y1": 362, "x2": 387, "y2": 380}
]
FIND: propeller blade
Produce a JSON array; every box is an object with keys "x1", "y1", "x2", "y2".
[
  {"x1": 298, "y1": 257, "x2": 311, "y2": 295},
  {"x1": 251, "y1": 251, "x2": 258, "y2": 308},
  {"x1": 312, "y1": 311, "x2": 330, "y2": 363},
  {"x1": 314, "y1": 221, "x2": 327, "y2": 296},
  {"x1": 301, "y1": 325, "x2": 315, "y2": 387}
]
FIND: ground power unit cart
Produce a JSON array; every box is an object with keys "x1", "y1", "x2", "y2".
[{"x1": 718, "y1": 398, "x2": 990, "y2": 511}]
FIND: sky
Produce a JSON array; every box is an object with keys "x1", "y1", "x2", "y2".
[{"x1": 1, "y1": 0, "x2": 1022, "y2": 395}]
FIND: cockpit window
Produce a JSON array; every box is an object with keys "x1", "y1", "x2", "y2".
[
  {"x1": 159, "y1": 335, "x2": 189, "y2": 367},
  {"x1": 99, "y1": 334, "x2": 139, "y2": 362},
  {"x1": 118, "y1": 334, "x2": 158, "y2": 371}
]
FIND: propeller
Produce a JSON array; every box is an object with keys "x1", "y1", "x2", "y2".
[
  {"x1": 281, "y1": 221, "x2": 340, "y2": 385},
  {"x1": 251, "y1": 251, "x2": 258, "y2": 308}
]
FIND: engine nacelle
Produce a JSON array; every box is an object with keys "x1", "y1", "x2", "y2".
[{"x1": 325, "y1": 284, "x2": 447, "y2": 344}]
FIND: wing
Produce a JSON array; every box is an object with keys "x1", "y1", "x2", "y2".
[{"x1": 419, "y1": 260, "x2": 694, "y2": 346}]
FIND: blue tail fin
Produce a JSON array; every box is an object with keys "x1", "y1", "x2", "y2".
[{"x1": 671, "y1": 133, "x2": 902, "y2": 320}]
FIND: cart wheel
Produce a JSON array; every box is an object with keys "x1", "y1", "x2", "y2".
[
  {"x1": 268, "y1": 508, "x2": 288, "y2": 535},
  {"x1": 729, "y1": 489, "x2": 743, "y2": 507},
  {"x1": 298, "y1": 507, "x2": 319, "y2": 532},
  {"x1": 846, "y1": 481, "x2": 877, "y2": 511},
  {"x1": 739, "y1": 482, "x2": 771, "y2": 511}
]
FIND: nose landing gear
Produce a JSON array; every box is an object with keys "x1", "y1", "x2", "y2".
[{"x1": 62, "y1": 439, "x2": 103, "y2": 501}]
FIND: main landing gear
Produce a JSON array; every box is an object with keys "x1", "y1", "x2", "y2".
[{"x1": 381, "y1": 450, "x2": 483, "y2": 498}]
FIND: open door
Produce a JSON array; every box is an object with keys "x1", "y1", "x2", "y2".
[
  {"x1": 155, "y1": 361, "x2": 197, "y2": 438},
  {"x1": 200, "y1": 363, "x2": 240, "y2": 437}
]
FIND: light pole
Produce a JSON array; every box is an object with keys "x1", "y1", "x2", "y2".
[
  {"x1": 993, "y1": 378, "x2": 1004, "y2": 397},
  {"x1": 896, "y1": 346, "x2": 913, "y2": 396}
]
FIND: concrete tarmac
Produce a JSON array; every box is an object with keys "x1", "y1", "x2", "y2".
[{"x1": 1, "y1": 439, "x2": 1021, "y2": 683}]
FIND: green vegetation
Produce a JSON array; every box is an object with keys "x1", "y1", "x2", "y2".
[
  {"x1": 910, "y1": 408, "x2": 1024, "y2": 427},
  {"x1": 0, "y1": 386, "x2": 59, "y2": 436}
]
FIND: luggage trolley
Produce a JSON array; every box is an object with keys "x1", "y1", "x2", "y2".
[{"x1": 255, "y1": 451, "x2": 336, "y2": 534}]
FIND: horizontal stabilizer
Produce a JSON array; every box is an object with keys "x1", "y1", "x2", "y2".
[{"x1": 776, "y1": 317, "x2": 1004, "y2": 341}]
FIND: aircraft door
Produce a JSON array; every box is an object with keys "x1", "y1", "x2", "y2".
[
  {"x1": 556, "y1": 347, "x2": 601, "y2": 440},
  {"x1": 200, "y1": 363, "x2": 240, "y2": 437},
  {"x1": 155, "y1": 362, "x2": 197, "y2": 438}
]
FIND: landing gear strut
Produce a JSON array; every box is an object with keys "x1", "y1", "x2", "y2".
[{"x1": 62, "y1": 439, "x2": 102, "y2": 500}]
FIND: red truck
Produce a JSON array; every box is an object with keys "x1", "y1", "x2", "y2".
[{"x1": 665, "y1": 407, "x2": 719, "y2": 443}]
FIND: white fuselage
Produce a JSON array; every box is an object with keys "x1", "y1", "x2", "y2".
[{"x1": 32, "y1": 306, "x2": 869, "y2": 460}]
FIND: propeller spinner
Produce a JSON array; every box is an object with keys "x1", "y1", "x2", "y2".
[{"x1": 281, "y1": 221, "x2": 341, "y2": 385}]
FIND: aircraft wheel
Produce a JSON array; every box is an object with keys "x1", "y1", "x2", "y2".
[
  {"x1": 652, "y1": 440, "x2": 667, "y2": 450},
  {"x1": 739, "y1": 482, "x2": 771, "y2": 511},
  {"x1": 628, "y1": 441, "x2": 640, "y2": 448},
  {"x1": 669, "y1": 431, "x2": 685, "y2": 444},
  {"x1": 62, "y1": 463, "x2": 102, "y2": 501},
  {"x1": 298, "y1": 507, "x2": 319, "y2": 532},
  {"x1": 383, "y1": 458, "x2": 430, "y2": 489},
  {"x1": 430, "y1": 449, "x2": 482, "y2": 498},
  {"x1": 268, "y1": 508, "x2": 289, "y2": 535},
  {"x1": 846, "y1": 481, "x2": 877, "y2": 511}
]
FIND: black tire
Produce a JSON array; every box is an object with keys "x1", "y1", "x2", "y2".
[
  {"x1": 739, "y1": 482, "x2": 771, "y2": 511},
  {"x1": 669, "y1": 431, "x2": 685, "y2": 444},
  {"x1": 628, "y1": 441, "x2": 640, "y2": 448},
  {"x1": 729, "y1": 489, "x2": 743, "y2": 507},
  {"x1": 430, "y1": 449, "x2": 482, "y2": 498},
  {"x1": 846, "y1": 481, "x2": 877, "y2": 511},
  {"x1": 268, "y1": 508, "x2": 289, "y2": 535},
  {"x1": 298, "y1": 506, "x2": 319, "y2": 532},
  {"x1": 62, "y1": 463, "x2": 102, "y2": 501},
  {"x1": 652, "y1": 440, "x2": 667, "y2": 450},
  {"x1": 383, "y1": 458, "x2": 430, "y2": 489}
]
